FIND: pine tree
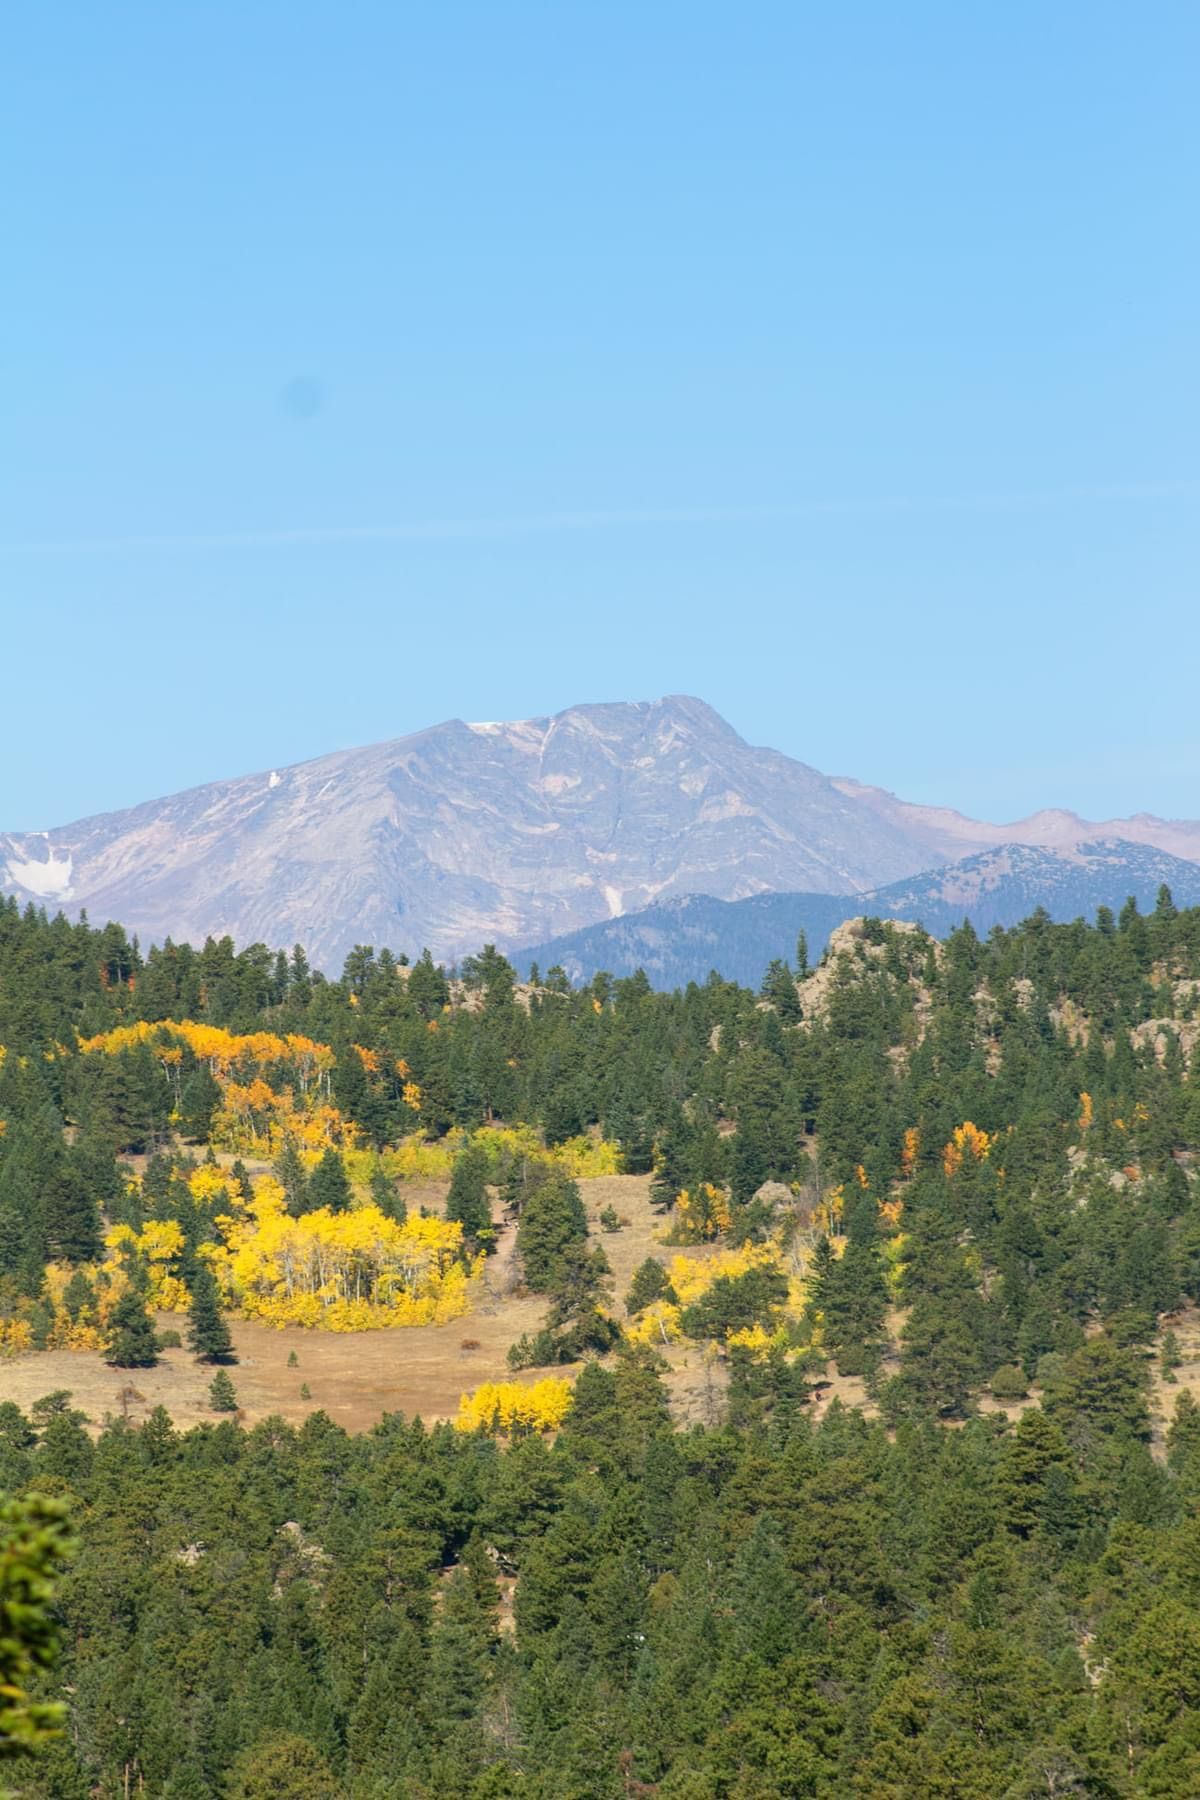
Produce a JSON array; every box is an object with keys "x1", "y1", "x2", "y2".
[
  {"x1": 516, "y1": 1174, "x2": 588, "y2": 1292},
  {"x1": 230, "y1": 1158, "x2": 255, "y2": 1201},
  {"x1": 274, "y1": 1142, "x2": 309, "y2": 1217},
  {"x1": 760, "y1": 959, "x2": 802, "y2": 1021},
  {"x1": 62, "y1": 1268, "x2": 96, "y2": 1323},
  {"x1": 179, "y1": 1065, "x2": 222, "y2": 1142},
  {"x1": 42, "y1": 1143, "x2": 104, "y2": 1264},
  {"x1": 105, "y1": 1287, "x2": 159, "y2": 1368},
  {"x1": 208, "y1": 1369, "x2": 238, "y2": 1412},
  {"x1": 187, "y1": 1261, "x2": 236, "y2": 1363},
  {"x1": 446, "y1": 1144, "x2": 492, "y2": 1247},
  {"x1": 306, "y1": 1148, "x2": 352, "y2": 1216},
  {"x1": 625, "y1": 1257, "x2": 676, "y2": 1315},
  {"x1": 650, "y1": 1115, "x2": 689, "y2": 1214},
  {"x1": 369, "y1": 1166, "x2": 406, "y2": 1223}
]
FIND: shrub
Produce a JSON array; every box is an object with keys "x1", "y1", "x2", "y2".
[{"x1": 990, "y1": 1363, "x2": 1029, "y2": 1401}]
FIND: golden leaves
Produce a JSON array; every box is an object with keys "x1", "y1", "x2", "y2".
[
  {"x1": 943, "y1": 1121, "x2": 990, "y2": 1178},
  {"x1": 455, "y1": 1377, "x2": 573, "y2": 1434}
]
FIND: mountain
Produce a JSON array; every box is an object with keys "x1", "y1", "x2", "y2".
[
  {"x1": 512, "y1": 840, "x2": 1200, "y2": 988},
  {"x1": 0, "y1": 697, "x2": 932, "y2": 971},
  {"x1": 830, "y1": 777, "x2": 1200, "y2": 865},
  {"x1": 5, "y1": 696, "x2": 1198, "y2": 973}
]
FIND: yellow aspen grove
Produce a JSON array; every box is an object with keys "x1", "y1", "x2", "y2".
[
  {"x1": 455, "y1": 1377, "x2": 574, "y2": 1434},
  {"x1": 77, "y1": 1019, "x2": 346, "y2": 1153},
  {"x1": 210, "y1": 1180, "x2": 479, "y2": 1330}
]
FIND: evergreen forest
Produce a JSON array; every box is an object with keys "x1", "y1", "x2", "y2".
[{"x1": 5, "y1": 892, "x2": 1200, "y2": 1794}]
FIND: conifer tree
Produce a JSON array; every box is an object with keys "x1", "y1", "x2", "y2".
[
  {"x1": 446, "y1": 1144, "x2": 492, "y2": 1248},
  {"x1": 187, "y1": 1261, "x2": 236, "y2": 1364},
  {"x1": 516, "y1": 1174, "x2": 587, "y2": 1292},
  {"x1": 208, "y1": 1369, "x2": 238, "y2": 1412},
  {"x1": 62, "y1": 1269, "x2": 96, "y2": 1323},
  {"x1": 625, "y1": 1257, "x2": 676, "y2": 1315},
  {"x1": 179, "y1": 1065, "x2": 222, "y2": 1142},
  {"x1": 105, "y1": 1287, "x2": 159, "y2": 1368},
  {"x1": 306, "y1": 1148, "x2": 352, "y2": 1216},
  {"x1": 274, "y1": 1142, "x2": 309, "y2": 1217},
  {"x1": 369, "y1": 1166, "x2": 406, "y2": 1222}
]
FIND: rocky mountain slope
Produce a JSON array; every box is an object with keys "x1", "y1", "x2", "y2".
[
  {"x1": 512, "y1": 839, "x2": 1200, "y2": 988},
  {"x1": 5, "y1": 696, "x2": 1197, "y2": 972},
  {"x1": 0, "y1": 698, "x2": 929, "y2": 969}
]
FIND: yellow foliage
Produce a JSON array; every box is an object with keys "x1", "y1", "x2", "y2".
[
  {"x1": 41, "y1": 1264, "x2": 107, "y2": 1350},
  {"x1": 901, "y1": 1126, "x2": 920, "y2": 1176},
  {"x1": 1078, "y1": 1090, "x2": 1094, "y2": 1133},
  {"x1": 212, "y1": 1085, "x2": 353, "y2": 1157},
  {"x1": 673, "y1": 1182, "x2": 731, "y2": 1242},
  {"x1": 78, "y1": 1019, "x2": 350, "y2": 1155},
  {"x1": 0, "y1": 1318, "x2": 34, "y2": 1356},
  {"x1": 378, "y1": 1125, "x2": 620, "y2": 1185},
  {"x1": 189, "y1": 1164, "x2": 234, "y2": 1203},
  {"x1": 554, "y1": 1134, "x2": 622, "y2": 1177},
  {"x1": 943, "y1": 1121, "x2": 991, "y2": 1178},
  {"x1": 727, "y1": 1322, "x2": 784, "y2": 1355},
  {"x1": 625, "y1": 1301, "x2": 682, "y2": 1346},
  {"x1": 78, "y1": 1019, "x2": 334, "y2": 1082},
  {"x1": 814, "y1": 1185, "x2": 845, "y2": 1236},
  {"x1": 212, "y1": 1188, "x2": 478, "y2": 1330},
  {"x1": 102, "y1": 1221, "x2": 192, "y2": 1311},
  {"x1": 882, "y1": 1233, "x2": 908, "y2": 1297},
  {"x1": 455, "y1": 1377, "x2": 574, "y2": 1434},
  {"x1": 666, "y1": 1243, "x2": 777, "y2": 1306}
]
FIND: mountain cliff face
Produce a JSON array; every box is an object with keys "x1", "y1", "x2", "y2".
[
  {"x1": 512, "y1": 840, "x2": 1200, "y2": 989},
  {"x1": 0, "y1": 697, "x2": 930, "y2": 969}
]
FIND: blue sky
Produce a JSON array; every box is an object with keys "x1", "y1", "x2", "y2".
[{"x1": 3, "y1": 2, "x2": 1198, "y2": 829}]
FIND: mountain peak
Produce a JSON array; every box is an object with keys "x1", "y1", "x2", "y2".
[
  {"x1": 0, "y1": 696, "x2": 923, "y2": 968},
  {"x1": 5, "y1": 700, "x2": 1198, "y2": 973}
]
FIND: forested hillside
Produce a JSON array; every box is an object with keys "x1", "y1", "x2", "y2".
[{"x1": 5, "y1": 890, "x2": 1200, "y2": 1794}]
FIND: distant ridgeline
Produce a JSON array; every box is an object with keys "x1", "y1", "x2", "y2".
[
  {"x1": 512, "y1": 838, "x2": 1200, "y2": 988},
  {"x1": 7, "y1": 888, "x2": 1200, "y2": 1791}
]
